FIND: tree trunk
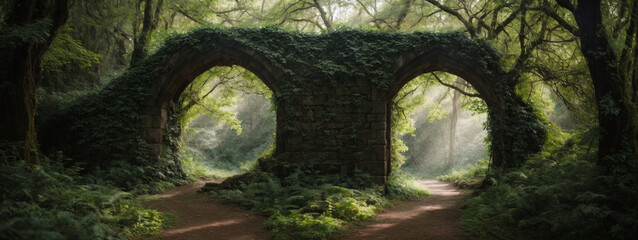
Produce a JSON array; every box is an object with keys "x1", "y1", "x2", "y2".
[
  {"x1": 313, "y1": 0, "x2": 333, "y2": 29},
  {"x1": 131, "y1": 0, "x2": 163, "y2": 66},
  {"x1": 446, "y1": 78, "x2": 462, "y2": 169},
  {"x1": 0, "y1": 0, "x2": 70, "y2": 164},
  {"x1": 572, "y1": 0, "x2": 638, "y2": 173}
]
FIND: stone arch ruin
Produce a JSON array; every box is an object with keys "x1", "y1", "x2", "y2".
[
  {"x1": 42, "y1": 28, "x2": 545, "y2": 185},
  {"x1": 139, "y1": 38, "x2": 283, "y2": 155}
]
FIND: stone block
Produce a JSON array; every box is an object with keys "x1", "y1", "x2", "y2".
[
  {"x1": 371, "y1": 88, "x2": 379, "y2": 101},
  {"x1": 324, "y1": 123, "x2": 345, "y2": 129},
  {"x1": 323, "y1": 139, "x2": 338, "y2": 145},
  {"x1": 141, "y1": 117, "x2": 152, "y2": 128},
  {"x1": 243, "y1": 47, "x2": 255, "y2": 56},
  {"x1": 368, "y1": 139, "x2": 386, "y2": 145},
  {"x1": 142, "y1": 105, "x2": 161, "y2": 115},
  {"x1": 305, "y1": 109, "x2": 315, "y2": 121},
  {"x1": 370, "y1": 122, "x2": 386, "y2": 130},
  {"x1": 358, "y1": 130, "x2": 374, "y2": 139},
  {"x1": 366, "y1": 114, "x2": 385, "y2": 122},
  {"x1": 344, "y1": 79, "x2": 358, "y2": 87},
  {"x1": 370, "y1": 176, "x2": 386, "y2": 185},
  {"x1": 288, "y1": 135, "x2": 302, "y2": 144},
  {"x1": 373, "y1": 146, "x2": 386, "y2": 159},
  {"x1": 360, "y1": 129, "x2": 384, "y2": 139},
  {"x1": 160, "y1": 108, "x2": 168, "y2": 125},
  {"x1": 335, "y1": 114, "x2": 352, "y2": 122},
  {"x1": 148, "y1": 143, "x2": 162, "y2": 156},
  {"x1": 360, "y1": 161, "x2": 387, "y2": 175},
  {"x1": 285, "y1": 144, "x2": 305, "y2": 152},
  {"x1": 322, "y1": 152, "x2": 339, "y2": 160},
  {"x1": 300, "y1": 122, "x2": 318, "y2": 130},
  {"x1": 350, "y1": 87, "x2": 362, "y2": 94},
  {"x1": 356, "y1": 79, "x2": 369, "y2": 87},
  {"x1": 394, "y1": 55, "x2": 405, "y2": 71},
  {"x1": 144, "y1": 128, "x2": 162, "y2": 144},
  {"x1": 352, "y1": 114, "x2": 366, "y2": 122},
  {"x1": 371, "y1": 102, "x2": 386, "y2": 113},
  {"x1": 339, "y1": 149, "x2": 349, "y2": 159},
  {"x1": 351, "y1": 103, "x2": 371, "y2": 113},
  {"x1": 373, "y1": 130, "x2": 385, "y2": 138},
  {"x1": 302, "y1": 95, "x2": 328, "y2": 105},
  {"x1": 344, "y1": 105, "x2": 353, "y2": 113}
]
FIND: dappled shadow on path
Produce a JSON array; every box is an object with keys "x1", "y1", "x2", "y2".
[
  {"x1": 144, "y1": 180, "x2": 269, "y2": 240},
  {"x1": 343, "y1": 179, "x2": 468, "y2": 240}
]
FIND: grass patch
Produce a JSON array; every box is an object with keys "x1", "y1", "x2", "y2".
[
  {"x1": 385, "y1": 171, "x2": 430, "y2": 200},
  {"x1": 437, "y1": 159, "x2": 488, "y2": 189},
  {"x1": 160, "y1": 212, "x2": 179, "y2": 230}
]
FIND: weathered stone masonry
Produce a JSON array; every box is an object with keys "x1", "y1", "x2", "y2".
[{"x1": 135, "y1": 28, "x2": 544, "y2": 185}]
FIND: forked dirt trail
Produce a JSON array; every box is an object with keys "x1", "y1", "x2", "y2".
[
  {"x1": 143, "y1": 180, "x2": 270, "y2": 240},
  {"x1": 343, "y1": 179, "x2": 469, "y2": 240},
  {"x1": 145, "y1": 179, "x2": 466, "y2": 240}
]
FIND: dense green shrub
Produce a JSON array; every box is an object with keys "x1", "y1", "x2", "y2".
[
  {"x1": 0, "y1": 149, "x2": 168, "y2": 239},
  {"x1": 385, "y1": 170, "x2": 430, "y2": 200},
  {"x1": 460, "y1": 130, "x2": 638, "y2": 239},
  {"x1": 437, "y1": 158, "x2": 488, "y2": 188},
  {"x1": 264, "y1": 211, "x2": 345, "y2": 240},
  {"x1": 203, "y1": 168, "x2": 427, "y2": 239}
]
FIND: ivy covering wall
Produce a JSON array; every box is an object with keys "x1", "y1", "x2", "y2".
[{"x1": 38, "y1": 27, "x2": 546, "y2": 186}]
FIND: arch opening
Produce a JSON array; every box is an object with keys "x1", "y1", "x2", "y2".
[
  {"x1": 139, "y1": 39, "x2": 283, "y2": 165},
  {"x1": 389, "y1": 71, "x2": 489, "y2": 179},
  {"x1": 178, "y1": 65, "x2": 275, "y2": 177},
  {"x1": 387, "y1": 45, "x2": 546, "y2": 176}
]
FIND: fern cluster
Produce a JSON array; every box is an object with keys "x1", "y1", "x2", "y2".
[
  {"x1": 203, "y1": 168, "x2": 427, "y2": 240},
  {"x1": 0, "y1": 147, "x2": 169, "y2": 239},
  {"x1": 460, "y1": 130, "x2": 638, "y2": 239}
]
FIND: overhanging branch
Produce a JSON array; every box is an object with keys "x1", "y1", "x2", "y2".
[{"x1": 431, "y1": 73, "x2": 481, "y2": 98}]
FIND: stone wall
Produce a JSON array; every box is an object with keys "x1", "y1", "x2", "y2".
[
  {"x1": 275, "y1": 81, "x2": 391, "y2": 184},
  {"x1": 133, "y1": 28, "x2": 544, "y2": 185}
]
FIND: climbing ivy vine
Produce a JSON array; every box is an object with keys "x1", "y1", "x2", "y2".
[{"x1": 39, "y1": 26, "x2": 546, "y2": 186}]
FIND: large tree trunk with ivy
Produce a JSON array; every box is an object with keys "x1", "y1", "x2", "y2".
[
  {"x1": 561, "y1": 0, "x2": 638, "y2": 173},
  {"x1": 131, "y1": 0, "x2": 163, "y2": 66},
  {"x1": 0, "y1": 0, "x2": 69, "y2": 164}
]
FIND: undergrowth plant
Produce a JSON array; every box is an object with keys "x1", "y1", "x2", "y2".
[
  {"x1": 203, "y1": 168, "x2": 428, "y2": 240},
  {"x1": 437, "y1": 159, "x2": 488, "y2": 188},
  {"x1": 0, "y1": 145, "x2": 170, "y2": 239},
  {"x1": 460, "y1": 129, "x2": 638, "y2": 239}
]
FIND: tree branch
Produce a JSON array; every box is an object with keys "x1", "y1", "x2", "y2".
[
  {"x1": 555, "y1": 0, "x2": 575, "y2": 12},
  {"x1": 424, "y1": 0, "x2": 477, "y2": 37},
  {"x1": 537, "y1": 4, "x2": 579, "y2": 36},
  {"x1": 313, "y1": 0, "x2": 332, "y2": 29},
  {"x1": 171, "y1": 4, "x2": 204, "y2": 25},
  {"x1": 431, "y1": 73, "x2": 481, "y2": 98}
]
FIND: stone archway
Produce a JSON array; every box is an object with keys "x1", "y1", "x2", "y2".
[
  {"x1": 123, "y1": 29, "x2": 546, "y2": 184},
  {"x1": 386, "y1": 44, "x2": 502, "y2": 176},
  {"x1": 138, "y1": 38, "x2": 283, "y2": 155},
  {"x1": 388, "y1": 42, "x2": 546, "y2": 174},
  {"x1": 41, "y1": 28, "x2": 545, "y2": 185}
]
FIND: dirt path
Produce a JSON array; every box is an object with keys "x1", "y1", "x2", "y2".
[
  {"x1": 343, "y1": 179, "x2": 469, "y2": 240},
  {"x1": 143, "y1": 180, "x2": 270, "y2": 240},
  {"x1": 144, "y1": 179, "x2": 466, "y2": 240}
]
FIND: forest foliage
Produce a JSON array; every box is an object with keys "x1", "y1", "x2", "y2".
[
  {"x1": 1, "y1": 0, "x2": 637, "y2": 239},
  {"x1": 0, "y1": 146, "x2": 168, "y2": 239}
]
